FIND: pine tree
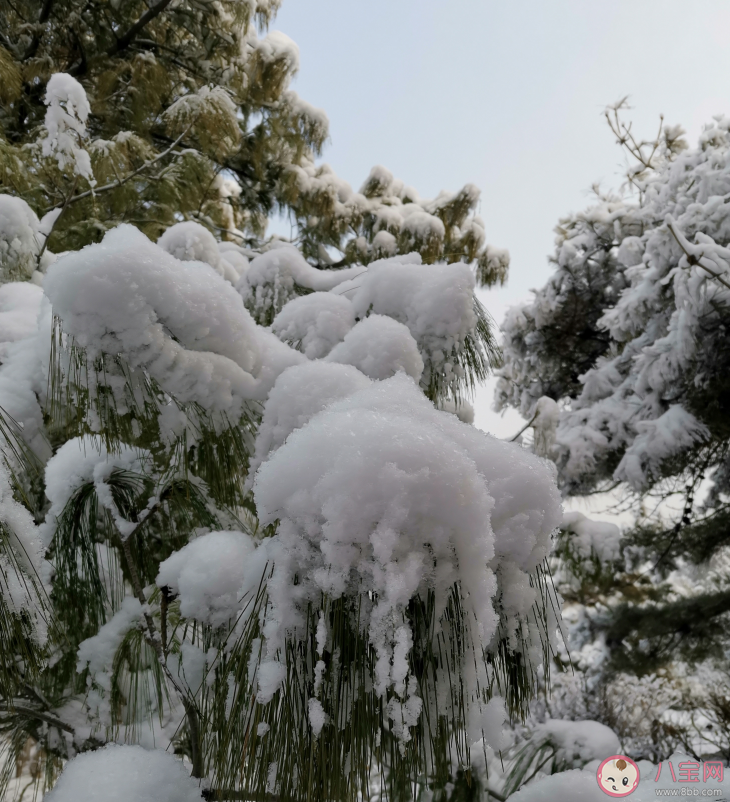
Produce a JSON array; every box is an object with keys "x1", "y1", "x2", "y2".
[
  {"x1": 0, "y1": 0, "x2": 509, "y2": 276},
  {"x1": 0, "y1": 6, "x2": 562, "y2": 798},
  {"x1": 496, "y1": 101, "x2": 730, "y2": 760}
]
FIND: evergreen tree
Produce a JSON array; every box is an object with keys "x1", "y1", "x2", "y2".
[
  {"x1": 0, "y1": 0, "x2": 509, "y2": 276},
  {"x1": 497, "y1": 101, "x2": 730, "y2": 761},
  {"x1": 0, "y1": 8, "x2": 559, "y2": 797}
]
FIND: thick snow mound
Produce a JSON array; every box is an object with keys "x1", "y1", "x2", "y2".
[
  {"x1": 252, "y1": 374, "x2": 561, "y2": 709},
  {"x1": 326, "y1": 314, "x2": 424, "y2": 381},
  {"x1": 249, "y1": 360, "x2": 371, "y2": 478},
  {"x1": 254, "y1": 374, "x2": 499, "y2": 697},
  {"x1": 271, "y1": 291, "x2": 355, "y2": 358},
  {"x1": 508, "y1": 768, "x2": 602, "y2": 801},
  {"x1": 258, "y1": 372, "x2": 563, "y2": 656},
  {"x1": 44, "y1": 225, "x2": 262, "y2": 416},
  {"x1": 157, "y1": 221, "x2": 222, "y2": 273},
  {"x1": 218, "y1": 242, "x2": 249, "y2": 281},
  {"x1": 44, "y1": 743, "x2": 204, "y2": 802},
  {"x1": 533, "y1": 718, "x2": 620, "y2": 765}
]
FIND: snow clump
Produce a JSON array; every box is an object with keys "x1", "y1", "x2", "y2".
[
  {"x1": 325, "y1": 314, "x2": 424, "y2": 381},
  {"x1": 0, "y1": 196, "x2": 41, "y2": 280},
  {"x1": 44, "y1": 743, "x2": 204, "y2": 802},
  {"x1": 270, "y1": 291, "x2": 355, "y2": 358},
  {"x1": 41, "y1": 73, "x2": 94, "y2": 182}
]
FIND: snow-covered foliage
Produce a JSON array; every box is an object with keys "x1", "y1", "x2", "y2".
[
  {"x1": 270, "y1": 292, "x2": 355, "y2": 358},
  {"x1": 0, "y1": 186, "x2": 554, "y2": 798},
  {"x1": 281, "y1": 162, "x2": 510, "y2": 279},
  {"x1": 251, "y1": 372, "x2": 560, "y2": 711},
  {"x1": 0, "y1": 196, "x2": 42, "y2": 281},
  {"x1": 157, "y1": 221, "x2": 224, "y2": 274},
  {"x1": 241, "y1": 244, "x2": 365, "y2": 324},
  {"x1": 509, "y1": 751, "x2": 730, "y2": 801},
  {"x1": 0, "y1": 4, "x2": 534, "y2": 797},
  {"x1": 497, "y1": 113, "x2": 730, "y2": 494},
  {"x1": 495, "y1": 106, "x2": 730, "y2": 798},
  {"x1": 41, "y1": 73, "x2": 94, "y2": 182}
]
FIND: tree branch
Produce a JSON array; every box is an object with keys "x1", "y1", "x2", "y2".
[
  {"x1": 667, "y1": 218, "x2": 730, "y2": 292},
  {"x1": 68, "y1": 0, "x2": 175, "y2": 76},
  {"x1": 117, "y1": 529, "x2": 204, "y2": 778},
  {"x1": 43, "y1": 124, "x2": 191, "y2": 213},
  {"x1": 22, "y1": 0, "x2": 56, "y2": 61},
  {"x1": 0, "y1": 701, "x2": 75, "y2": 734}
]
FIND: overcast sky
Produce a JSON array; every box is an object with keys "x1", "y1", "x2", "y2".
[{"x1": 272, "y1": 0, "x2": 730, "y2": 440}]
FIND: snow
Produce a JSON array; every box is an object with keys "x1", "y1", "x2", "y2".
[
  {"x1": 251, "y1": 373, "x2": 562, "y2": 729},
  {"x1": 498, "y1": 119, "x2": 730, "y2": 492},
  {"x1": 532, "y1": 396, "x2": 560, "y2": 457},
  {"x1": 0, "y1": 195, "x2": 41, "y2": 280},
  {"x1": 218, "y1": 242, "x2": 249, "y2": 281},
  {"x1": 270, "y1": 291, "x2": 355, "y2": 358},
  {"x1": 76, "y1": 595, "x2": 143, "y2": 677},
  {"x1": 242, "y1": 244, "x2": 364, "y2": 323},
  {"x1": 614, "y1": 405, "x2": 710, "y2": 490},
  {"x1": 255, "y1": 660, "x2": 287, "y2": 704},
  {"x1": 437, "y1": 397, "x2": 475, "y2": 424},
  {"x1": 346, "y1": 255, "x2": 477, "y2": 395},
  {"x1": 308, "y1": 697, "x2": 327, "y2": 736},
  {"x1": 0, "y1": 461, "x2": 47, "y2": 625},
  {"x1": 0, "y1": 294, "x2": 52, "y2": 457},
  {"x1": 508, "y1": 767, "x2": 602, "y2": 801},
  {"x1": 510, "y1": 751, "x2": 730, "y2": 801},
  {"x1": 163, "y1": 86, "x2": 239, "y2": 153},
  {"x1": 44, "y1": 225, "x2": 263, "y2": 418},
  {"x1": 41, "y1": 436, "x2": 151, "y2": 545},
  {"x1": 325, "y1": 314, "x2": 424, "y2": 381},
  {"x1": 42, "y1": 73, "x2": 93, "y2": 182},
  {"x1": 561, "y1": 512, "x2": 622, "y2": 563},
  {"x1": 157, "y1": 222, "x2": 223, "y2": 274},
  {"x1": 0, "y1": 281, "x2": 43, "y2": 361},
  {"x1": 156, "y1": 530, "x2": 261, "y2": 627},
  {"x1": 533, "y1": 719, "x2": 620, "y2": 766},
  {"x1": 44, "y1": 743, "x2": 204, "y2": 802},
  {"x1": 256, "y1": 30, "x2": 300, "y2": 74},
  {"x1": 248, "y1": 361, "x2": 371, "y2": 479}
]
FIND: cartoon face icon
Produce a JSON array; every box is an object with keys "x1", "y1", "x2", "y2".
[{"x1": 596, "y1": 755, "x2": 640, "y2": 797}]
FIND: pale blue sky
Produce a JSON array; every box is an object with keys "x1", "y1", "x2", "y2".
[{"x1": 273, "y1": 0, "x2": 730, "y2": 437}]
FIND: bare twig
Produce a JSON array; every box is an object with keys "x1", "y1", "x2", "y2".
[{"x1": 509, "y1": 410, "x2": 538, "y2": 443}]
